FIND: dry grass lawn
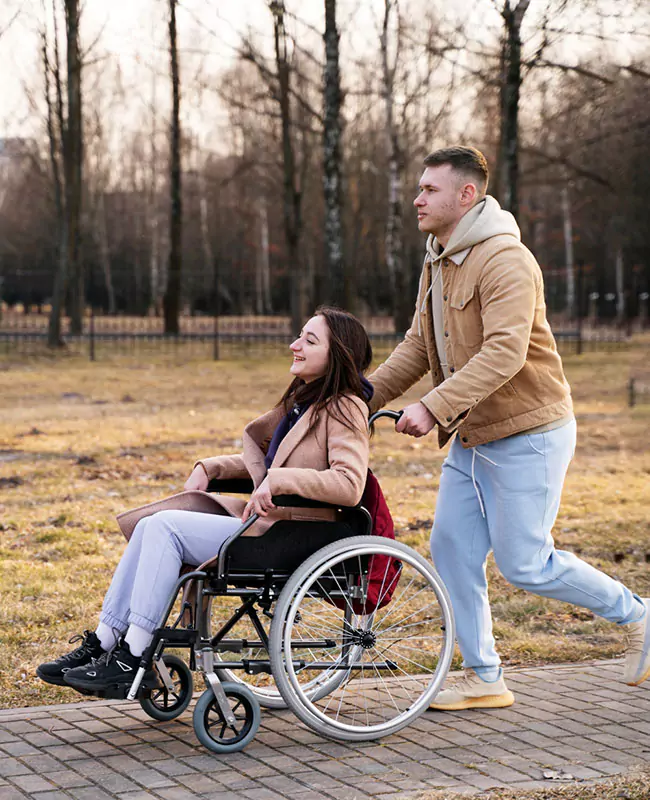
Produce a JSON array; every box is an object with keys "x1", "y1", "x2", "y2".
[{"x1": 1, "y1": 338, "x2": 649, "y2": 711}]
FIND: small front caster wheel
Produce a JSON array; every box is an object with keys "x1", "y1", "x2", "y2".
[
  {"x1": 193, "y1": 683, "x2": 260, "y2": 753},
  {"x1": 139, "y1": 654, "x2": 193, "y2": 721}
]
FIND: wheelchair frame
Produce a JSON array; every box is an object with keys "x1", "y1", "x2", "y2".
[{"x1": 101, "y1": 412, "x2": 456, "y2": 753}]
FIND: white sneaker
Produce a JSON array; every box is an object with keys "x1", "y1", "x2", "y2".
[
  {"x1": 623, "y1": 598, "x2": 650, "y2": 686},
  {"x1": 428, "y1": 669, "x2": 515, "y2": 711}
]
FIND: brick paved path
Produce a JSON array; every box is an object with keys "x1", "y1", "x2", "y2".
[{"x1": 2, "y1": 659, "x2": 650, "y2": 800}]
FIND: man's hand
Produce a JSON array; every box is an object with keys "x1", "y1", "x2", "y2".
[
  {"x1": 242, "y1": 477, "x2": 276, "y2": 521},
  {"x1": 395, "y1": 402, "x2": 437, "y2": 438},
  {"x1": 184, "y1": 464, "x2": 209, "y2": 492}
]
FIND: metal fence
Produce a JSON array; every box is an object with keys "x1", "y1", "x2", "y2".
[{"x1": 0, "y1": 308, "x2": 635, "y2": 363}]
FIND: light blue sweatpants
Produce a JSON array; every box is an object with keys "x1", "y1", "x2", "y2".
[
  {"x1": 100, "y1": 510, "x2": 243, "y2": 634},
  {"x1": 430, "y1": 420, "x2": 643, "y2": 674}
]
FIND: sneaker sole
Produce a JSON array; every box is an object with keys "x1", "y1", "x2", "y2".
[
  {"x1": 428, "y1": 690, "x2": 515, "y2": 711},
  {"x1": 64, "y1": 673, "x2": 160, "y2": 692},
  {"x1": 626, "y1": 663, "x2": 650, "y2": 687},
  {"x1": 35, "y1": 668, "x2": 68, "y2": 687}
]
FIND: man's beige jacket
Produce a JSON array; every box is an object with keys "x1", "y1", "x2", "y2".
[{"x1": 369, "y1": 196, "x2": 573, "y2": 448}]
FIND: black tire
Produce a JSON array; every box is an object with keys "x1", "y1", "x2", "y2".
[
  {"x1": 139, "y1": 654, "x2": 193, "y2": 722},
  {"x1": 192, "y1": 684, "x2": 260, "y2": 754}
]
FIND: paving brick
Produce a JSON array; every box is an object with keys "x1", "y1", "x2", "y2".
[
  {"x1": 173, "y1": 773, "x2": 224, "y2": 793},
  {"x1": 46, "y1": 770, "x2": 91, "y2": 789},
  {"x1": 0, "y1": 789, "x2": 29, "y2": 800},
  {"x1": 69, "y1": 788, "x2": 117, "y2": 800},
  {"x1": 0, "y1": 760, "x2": 32, "y2": 778},
  {"x1": 8, "y1": 775, "x2": 55, "y2": 793}
]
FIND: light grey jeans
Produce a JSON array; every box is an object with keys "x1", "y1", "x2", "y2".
[{"x1": 100, "y1": 510, "x2": 243, "y2": 634}]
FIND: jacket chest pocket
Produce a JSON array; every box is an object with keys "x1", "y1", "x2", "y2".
[{"x1": 449, "y1": 286, "x2": 483, "y2": 348}]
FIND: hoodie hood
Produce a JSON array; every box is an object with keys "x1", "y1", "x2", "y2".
[{"x1": 426, "y1": 195, "x2": 521, "y2": 264}]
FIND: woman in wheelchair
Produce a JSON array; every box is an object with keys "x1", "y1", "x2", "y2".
[{"x1": 37, "y1": 306, "x2": 373, "y2": 693}]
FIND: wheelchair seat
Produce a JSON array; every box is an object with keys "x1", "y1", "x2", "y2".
[{"x1": 225, "y1": 516, "x2": 368, "y2": 575}]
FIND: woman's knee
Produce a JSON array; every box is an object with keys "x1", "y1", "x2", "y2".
[{"x1": 140, "y1": 511, "x2": 182, "y2": 549}]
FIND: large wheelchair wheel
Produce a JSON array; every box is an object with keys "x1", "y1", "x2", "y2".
[
  {"x1": 139, "y1": 654, "x2": 193, "y2": 721},
  {"x1": 207, "y1": 593, "x2": 350, "y2": 709},
  {"x1": 193, "y1": 683, "x2": 260, "y2": 754},
  {"x1": 269, "y1": 535, "x2": 454, "y2": 742}
]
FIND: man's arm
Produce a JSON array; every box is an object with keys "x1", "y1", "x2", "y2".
[{"x1": 368, "y1": 289, "x2": 432, "y2": 414}]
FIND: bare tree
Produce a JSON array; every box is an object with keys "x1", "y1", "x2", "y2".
[
  {"x1": 46, "y1": 0, "x2": 83, "y2": 346},
  {"x1": 268, "y1": 0, "x2": 304, "y2": 335},
  {"x1": 380, "y1": 0, "x2": 408, "y2": 332},
  {"x1": 495, "y1": 0, "x2": 532, "y2": 218},
  {"x1": 322, "y1": 0, "x2": 347, "y2": 306},
  {"x1": 163, "y1": 0, "x2": 182, "y2": 334}
]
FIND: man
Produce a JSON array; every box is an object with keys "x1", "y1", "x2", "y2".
[{"x1": 368, "y1": 145, "x2": 649, "y2": 710}]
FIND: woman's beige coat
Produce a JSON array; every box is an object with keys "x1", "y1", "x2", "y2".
[{"x1": 117, "y1": 394, "x2": 369, "y2": 540}]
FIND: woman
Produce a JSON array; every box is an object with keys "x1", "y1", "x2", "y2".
[{"x1": 37, "y1": 307, "x2": 373, "y2": 692}]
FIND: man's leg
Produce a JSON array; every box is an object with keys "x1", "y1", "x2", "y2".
[
  {"x1": 430, "y1": 438, "x2": 514, "y2": 709},
  {"x1": 480, "y1": 421, "x2": 642, "y2": 622},
  {"x1": 478, "y1": 420, "x2": 648, "y2": 684}
]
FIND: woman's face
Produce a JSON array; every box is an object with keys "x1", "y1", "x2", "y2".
[{"x1": 289, "y1": 315, "x2": 330, "y2": 383}]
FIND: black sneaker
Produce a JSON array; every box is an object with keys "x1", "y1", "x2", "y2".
[
  {"x1": 63, "y1": 640, "x2": 159, "y2": 692},
  {"x1": 36, "y1": 631, "x2": 104, "y2": 686}
]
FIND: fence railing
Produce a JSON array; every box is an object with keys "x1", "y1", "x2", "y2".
[{"x1": 0, "y1": 310, "x2": 634, "y2": 362}]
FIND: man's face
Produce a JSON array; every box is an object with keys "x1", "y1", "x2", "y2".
[{"x1": 413, "y1": 164, "x2": 464, "y2": 238}]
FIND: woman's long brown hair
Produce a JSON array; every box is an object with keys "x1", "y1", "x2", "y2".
[{"x1": 279, "y1": 306, "x2": 372, "y2": 432}]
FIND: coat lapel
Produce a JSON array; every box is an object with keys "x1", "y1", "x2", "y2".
[
  {"x1": 243, "y1": 407, "x2": 284, "y2": 488},
  {"x1": 271, "y1": 405, "x2": 315, "y2": 468}
]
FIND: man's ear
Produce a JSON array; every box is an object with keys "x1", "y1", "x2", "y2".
[{"x1": 459, "y1": 182, "x2": 478, "y2": 207}]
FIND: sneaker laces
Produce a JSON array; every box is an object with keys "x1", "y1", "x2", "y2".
[
  {"x1": 87, "y1": 627, "x2": 123, "y2": 668},
  {"x1": 623, "y1": 615, "x2": 646, "y2": 653},
  {"x1": 448, "y1": 672, "x2": 483, "y2": 694},
  {"x1": 67, "y1": 630, "x2": 95, "y2": 657}
]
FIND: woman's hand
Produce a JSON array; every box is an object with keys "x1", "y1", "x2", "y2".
[
  {"x1": 242, "y1": 477, "x2": 276, "y2": 521},
  {"x1": 184, "y1": 464, "x2": 209, "y2": 492}
]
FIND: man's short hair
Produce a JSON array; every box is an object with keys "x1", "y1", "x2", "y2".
[{"x1": 423, "y1": 146, "x2": 489, "y2": 195}]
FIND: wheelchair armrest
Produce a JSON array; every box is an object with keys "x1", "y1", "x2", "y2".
[
  {"x1": 207, "y1": 478, "x2": 255, "y2": 494},
  {"x1": 272, "y1": 494, "x2": 359, "y2": 512}
]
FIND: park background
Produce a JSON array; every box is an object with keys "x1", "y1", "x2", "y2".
[{"x1": 0, "y1": 0, "x2": 649, "y2": 712}]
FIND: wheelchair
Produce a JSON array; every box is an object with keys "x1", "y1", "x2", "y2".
[{"x1": 98, "y1": 411, "x2": 455, "y2": 754}]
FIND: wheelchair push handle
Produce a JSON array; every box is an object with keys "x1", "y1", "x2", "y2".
[{"x1": 368, "y1": 409, "x2": 403, "y2": 427}]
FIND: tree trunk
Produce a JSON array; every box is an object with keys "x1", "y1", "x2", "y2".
[
  {"x1": 380, "y1": 0, "x2": 410, "y2": 333},
  {"x1": 497, "y1": 0, "x2": 530, "y2": 219},
  {"x1": 561, "y1": 184, "x2": 575, "y2": 319},
  {"x1": 65, "y1": 0, "x2": 83, "y2": 334},
  {"x1": 163, "y1": 0, "x2": 182, "y2": 334},
  {"x1": 256, "y1": 204, "x2": 272, "y2": 314},
  {"x1": 615, "y1": 246, "x2": 625, "y2": 324},
  {"x1": 47, "y1": 0, "x2": 83, "y2": 345},
  {"x1": 272, "y1": 1, "x2": 303, "y2": 336},
  {"x1": 322, "y1": 0, "x2": 347, "y2": 307},
  {"x1": 96, "y1": 192, "x2": 116, "y2": 313},
  {"x1": 43, "y1": 9, "x2": 66, "y2": 347}
]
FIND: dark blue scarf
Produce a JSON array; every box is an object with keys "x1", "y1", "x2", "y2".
[{"x1": 264, "y1": 377, "x2": 374, "y2": 469}]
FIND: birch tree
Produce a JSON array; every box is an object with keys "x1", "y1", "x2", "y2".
[{"x1": 322, "y1": 0, "x2": 346, "y2": 306}]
